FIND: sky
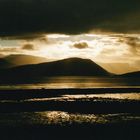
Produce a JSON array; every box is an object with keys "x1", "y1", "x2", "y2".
[{"x1": 0, "y1": 0, "x2": 140, "y2": 74}]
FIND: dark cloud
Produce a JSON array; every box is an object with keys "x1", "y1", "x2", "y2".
[
  {"x1": 38, "y1": 36, "x2": 48, "y2": 43},
  {"x1": 22, "y1": 44, "x2": 35, "y2": 50},
  {"x1": 0, "y1": 34, "x2": 46, "y2": 40},
  {"x1": 73, "y1": 42, "x2": 88, "y2": 49},
  {"x1": 0, "y1": 0, "x2": 140, "y2": 38}
]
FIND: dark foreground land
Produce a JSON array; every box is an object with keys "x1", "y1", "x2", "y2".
[
  {"x1": 0, "y1": 121, "x2": 139, "y2": 140},
  {"x1": 0, "y1": 88, "x2": 139, "y2": 140}
]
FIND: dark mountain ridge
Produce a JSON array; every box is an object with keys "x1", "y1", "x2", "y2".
[
  {"x1": 0, "y1": 57, "x2": 110, "y2": 84},
  {"x1": 0, "y1": 57, "x2": 139, "y2": 84},
  {"x1": 0, "y1": 58, "x2": 13, "y2": 69},
  {"x1": 0, "y1": 54, "x2": 47, "y2": 69},
  {"x1": 119, "y1": 71, "x2": 140, "y2": 77}
]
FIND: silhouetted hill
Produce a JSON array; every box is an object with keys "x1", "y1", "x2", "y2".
[
  {"x1": 0, "y1": 54, "x2": 47, "y2": 69},
  {"x1": 0, "y1": 58, "x2": 13, "y2": 69},
  {"x1": 0, "y1": 58, "x2": 110, "y2": 84},
  {"x1": 4, "y1": 54, "x2": 47, "y2": 66},
  {"x1": 120, "y1": 71, "x2": 140, "y2": 77}
]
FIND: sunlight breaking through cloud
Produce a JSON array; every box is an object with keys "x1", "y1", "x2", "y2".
[{"x1": 0, "y1": 33, "x2": 140, "y2": 73}]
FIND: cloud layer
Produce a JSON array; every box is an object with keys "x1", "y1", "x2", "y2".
[
  {"x1": 119, "y1": 36, "x2": 140, "y2": 56},
  {"x1": 73, "y1": 42, "x2": 88, "y2": 49},
  {"x1": 0, "y1": 0, "x2": 140, "y2": 38},
  {"x1": 22, "y1": 44, "x2": 35, "y2": 50}
]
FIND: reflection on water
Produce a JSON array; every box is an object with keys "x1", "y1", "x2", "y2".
[
  {"x1": 0, "y1": 111, "x2": 139, "y2": 126},
  {"x1": 26, "y1": 93, "x2": 140, "y2": 102},
  {"x1": 36, "y1": 111, "x2": 110, "y2": 124},
  {"x1": 0, "y1": 77, "x2": 139, "y2": 127},
  {"x1": 0, "y1": 77, "x2": 140, "y2": 89},
  {"x1": 63, "y1": 93, "x2": 140, "y2": 100},
  {"x1": 36, "y1": 111, "x2": 140, "y2": 124}
]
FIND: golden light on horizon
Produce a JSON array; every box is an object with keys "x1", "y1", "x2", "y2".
[{"x1": 0, "y1": 33, "x2": 140, "y2": 74}]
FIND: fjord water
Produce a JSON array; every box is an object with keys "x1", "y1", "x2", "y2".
[
  {"x1": 0, "y1": 76, "x2": 140, "y2": 89},
  {"x1": 0, "y1": 76, "x2": 140, "y2": 140}
]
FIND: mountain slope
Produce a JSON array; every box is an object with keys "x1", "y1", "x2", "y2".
[
  {"x1": 0, "y1": 58, "x2": 13, "y2": 69},
  {"x1": 4, "y1": 54, "x2": 47, "y2": 66},
  {"x1": 120, "y1": 71, "x2": 140, "y2": 77},
  {"x1": 0, "y1": 58, "x2": 110, "y2": 84},
  {"x1": 0, "y1": 54, "x2": 47, "y2": 69}
]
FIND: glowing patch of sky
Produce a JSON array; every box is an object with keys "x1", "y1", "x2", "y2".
[
  {"x1": 0, "y1": 33, "x2": 140, "y2": 73},
  {"x1": 0, "y1": 39, "x2": 20, "y2": 47}
]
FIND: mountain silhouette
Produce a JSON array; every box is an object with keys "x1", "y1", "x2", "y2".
[
  {"x1": 0, "y1": 57, "x2": 110, "y2": 84},
  {"x1": 120, "y1": 71, "x2": 140, "y2": 77},
  {"x1": 0, "y1": 58, "x2": 13, "y2": 69},
  {"x1": 0, "y1": 54, "x2": 47, "y2": 69}
]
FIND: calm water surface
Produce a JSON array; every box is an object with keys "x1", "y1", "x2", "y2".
[
  {"x1": 0, "y1": 111, "x2": 139, "y2": 126},
  {"x1": 0, "y1": 76, "x2": 140, "y2": 89},
  {"x1": 0, "y1": 76, "x2": 139, "y2": 127}
]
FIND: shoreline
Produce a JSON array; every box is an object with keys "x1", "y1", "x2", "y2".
[{"x1": 0, "y1": 87, "x2": 140, "y2": 100}]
